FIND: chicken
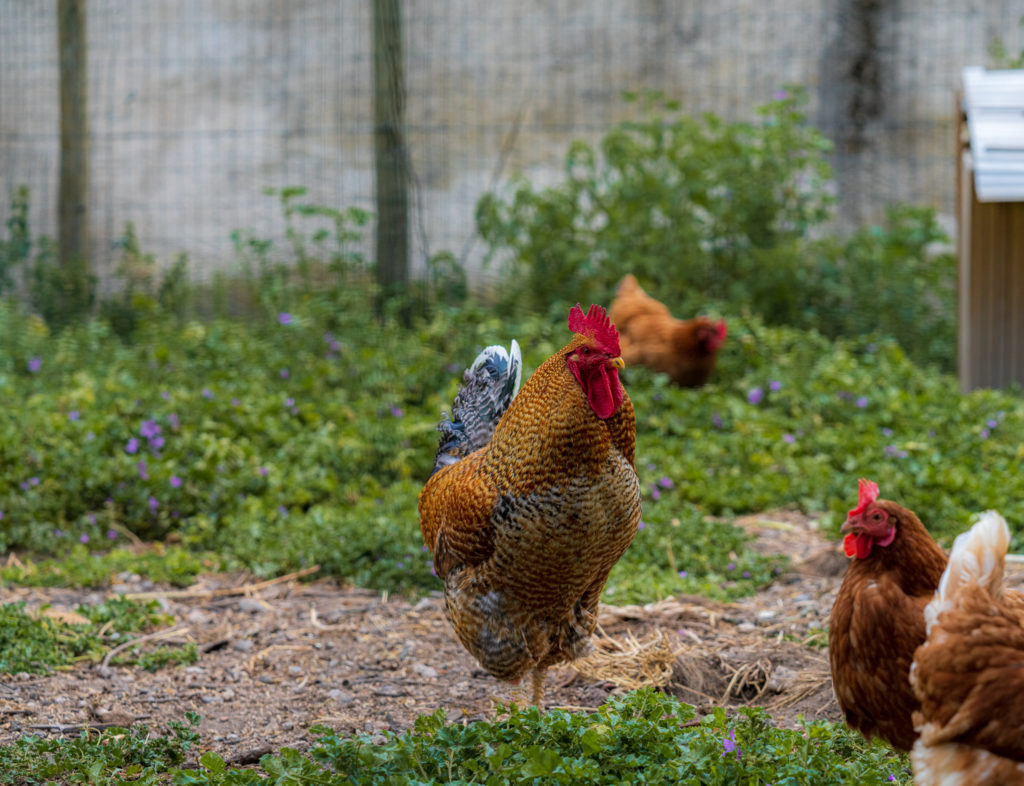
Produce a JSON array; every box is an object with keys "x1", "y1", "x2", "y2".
[
  {"x1": 418, "y1": 303, "x2": 642, "y2": 707},
  {"x1": 828, "y1": 478, "x2": 948, "y2": 751},
  {"x1": 608, "y1": 274, "x2": 727, "y2": 388},
  {"x1": 910, "y1": 511, "x2": 1024, "y2": 784}
]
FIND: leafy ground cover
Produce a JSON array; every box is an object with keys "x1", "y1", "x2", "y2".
[{"x1": 0, "y1": 692, "x2": 909, "y2": 785}]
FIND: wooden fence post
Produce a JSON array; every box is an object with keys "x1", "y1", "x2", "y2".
[
  {"x1": 57, "y1": 0, "x2": 90, "y2": 271},
  {"x1": 372, "y1": 0, "x2": 410, "y2": 323}
]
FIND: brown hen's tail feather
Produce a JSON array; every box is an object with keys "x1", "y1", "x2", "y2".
[
  {"x1": 925, "y1": 510, "x2": 1010, "y2": 634},
  {"x1": 431, "y1": 340, "x2": 522, "y2": 476}
]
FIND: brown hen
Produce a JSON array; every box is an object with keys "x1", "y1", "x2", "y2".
[
  {"x1": 418, "y1": 304, "x2": 642, "y2": 707},
  {"x1": 609, "y1": 274, "x2": 726, "y2": 388},
  {"x1": 828, "y1": 479, "x2": 948, "y2": 751},
  {"x1": 910, "y1": 511, "x2": 1024, "y2": 784}
]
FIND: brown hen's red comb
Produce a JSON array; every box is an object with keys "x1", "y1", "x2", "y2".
[
  {"x1": 848, "y1": 478, "x2": 879, "y2": 518},
  {"x1": 568, "y1": 303, "x2": 620, "y2": 355}
]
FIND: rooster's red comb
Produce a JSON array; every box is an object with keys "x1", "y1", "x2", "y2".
[
  {"x1": 568, "y1": 303, "x2": 620, "y2": 355},
  {"x1": 848, "y1": 478, "x2": 879, "y2": 518}
]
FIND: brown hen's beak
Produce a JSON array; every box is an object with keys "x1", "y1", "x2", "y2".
[
  {"x1": 609, "y1": 356, "x2": 625, "y2": 370},
  {"x1": 840, "y1": 518, "x2": 857, "y2": 535}
]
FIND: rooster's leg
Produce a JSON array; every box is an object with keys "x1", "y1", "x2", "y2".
[{"x1": 530, "y1": 667, "x2": 547, "y2": 709}]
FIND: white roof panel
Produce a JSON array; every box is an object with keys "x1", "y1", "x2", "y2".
[{"x1": 963, "y1": 66, "x2": 1024, "y2": 202}]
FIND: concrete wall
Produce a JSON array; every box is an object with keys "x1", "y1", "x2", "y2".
[{"x1": 1, "y1": 0, "x2": 1022, "y2": 288}]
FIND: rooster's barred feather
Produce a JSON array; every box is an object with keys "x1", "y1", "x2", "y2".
[{"x1": 431, "y1": 340, "x2": 522, "y2": 476}]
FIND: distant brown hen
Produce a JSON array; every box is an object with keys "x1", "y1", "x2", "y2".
[{"x1": 609, "y1": 275, "x2": 726, "y2": 388}]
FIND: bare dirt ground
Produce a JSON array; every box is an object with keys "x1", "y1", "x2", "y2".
[{"x1": 1, "y1": 511, "x2": 862, "y2": 766}]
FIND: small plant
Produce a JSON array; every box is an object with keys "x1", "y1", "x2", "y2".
[
  {"x1": 0, "y1": 185, "x2": 31, "y2": 294},
  {"x1": 0, "y1": 597, "x2": 188, "y2": 675}
]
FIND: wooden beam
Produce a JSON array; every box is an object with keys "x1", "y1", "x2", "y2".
[
  {"x1": 372, "y1": 0, "x2": 409, "y2": 323},
  {"x1": 57, "y1": 0, "x2": 90, "y2": 271}
]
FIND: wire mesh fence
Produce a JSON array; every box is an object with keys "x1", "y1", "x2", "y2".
[{"x1": 1, "y1": 1, "x2": 1021, "y2": 291}]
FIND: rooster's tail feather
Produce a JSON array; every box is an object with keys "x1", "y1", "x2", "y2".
[
  {"x1": 926, "y1": 510, "x2": 1010, "y2": 634},
  {"x1": 431, "y1": 340, "x2": 522, "y2": 476}
]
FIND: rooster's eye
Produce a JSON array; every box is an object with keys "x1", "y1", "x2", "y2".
[
  {"x1": 872, "y1": 513, "x2": 881, "y2": 521},
  {"x1": 582, "y1": 348, "x2": 591, "y2": 355}
]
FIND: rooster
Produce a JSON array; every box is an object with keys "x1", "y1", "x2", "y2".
[
  {"x1": 608, "y1": 274, "x2": 727, "y2": 388},
  {"x1": 828, "y1": 479, "x2": 948, "y2": 751},
  {"x1": 418, "y1": 304, "x2": 642, "y2": 707},
  {"x1": 910, "y1": 511, "x2": 1024, "y2": 784}
]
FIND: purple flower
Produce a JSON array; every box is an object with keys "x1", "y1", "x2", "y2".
[
  {"x1": 980, "y1": 428, "x2": 990, "y2": 439},
  {"x1": 88, "y1": 513, "x2": 96, "y2": 525},
  {"x1": 888, "y1": 776, "x2": 896, "y2": 782},
  {"x1": 650, "y1": 487, "x2": 661, "y2": 501},
  {"x1": 107, "y1": 529, "x2": 118, "y2": 540},
  {"x1": 202, "y1": 388, "x2": 214, "y2": 400},
  {"x1": 769, "y1": 380, "x2": 782, "y2": 392},
  {"x1": 722, "y1": 727, "x2": 740, "y2": 759},
  {"x1": 277, "y1": 505, "x2": 288, "y2": 516},
  {"x1": 727, "y1": 562, "x2": 736, "y2": 571},
  {"x1": 856, "y1": 396, "x2": 868, "y2": 408},
  {"x1": 231, "y1": 398, "x2": 241, "y2": 407},
  {"x1": 638, "y1": 520, "x2": 646, "y2": 530},
  {"x1": 259, "y1": 467, "x2": 268, "y2": 476},
  {"x1": 140, "y1": 419, "x2": 161, "y2": 439},
  {"x1": 278, "y1": 312, "x2": 293, "y2": 325},
  {"x1": 80, "y1": 533, "x2": 89, "y2": 544},
  {"x1": 0, "y1": 511, "x2": 3, "y2": 520},
  {"x1": 19, "y1": 481, "x2": 28, "y2": 491},
  {"x1": 678, "y1": 570, "x2": 687, "y2": 578},
  {"x1": 782, "y1": 433, "x2": 795, "y2": 444},
  {"x1": 396, "y1": 562, "x2": 404, "y2": 569},
  {"x1": 987, "y1": 419, "x2": 998, "y2": 429},
  {"x1": 747, "y1": 387, "x2": 764, "y2": 405},
  {"x1": 125, "y1": 437, "x2": 140, "y2": 454},
  {"x1": 658, "y1": 477, "x2": 674, "y2": 489},
  {"x1": 149, "y1": 436, "x2": 165, "y2": 451},
  {"x1": 280, "y1": 368, "x2": 290, "y2": 379},
  {"x1": 29, "y1": 477, "x2": 39, "y2": 486},
  {"x1": 27, "y1": 356, "x2": 41, "y2": 373},
  {"x1": 285, "y1": 397, "x2": 295, "y2": 408},
  {"x1": 882, "y1": 427, "x2": 893, "y2": 437},
  {"x1": 138, "y1": 460, "x2": 149, "y2": 480},
  {"x1": 169, "y1": 475, "x2": 182, "y2": 488},
  {"x1": 53, "y1": 528, "x2": 63, "y2": 537},
  {"x1": 712, "y1": 412, "x2": 723, "y2": 428},
  {"x1": 148, "y1": 496, "x2": 159, "y2": 511},
  {"x1": 68, "y1": 410, "x2": 80, "y2": 421},
  {"x1": 742, "y1": 570, "x2": 751, "y2": 578},
  {"x1": 773, "y1": 88, "x2": 788, "y2": 101},
  {"x1": 646, "y1": 462, "x2": 657, "y2": 472},
  {"x1": 391, "y1": 405, "x2": 404, "y2": 418}
]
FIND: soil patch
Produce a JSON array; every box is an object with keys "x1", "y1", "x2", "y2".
[{"x1": 1, "y1": 511, "x2": 858, "y2": 761}]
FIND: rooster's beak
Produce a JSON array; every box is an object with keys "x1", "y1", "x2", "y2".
[
  {"x1": 609, "y1": 356, "x2": 625, "y2": 370},
  {"x1": 840, "y1": 517, "x2": 857, "y2": 535}
]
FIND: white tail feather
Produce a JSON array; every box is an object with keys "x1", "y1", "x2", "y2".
[{"x1": 925, "y1": 510, "x2": 1010, "y2": 634}]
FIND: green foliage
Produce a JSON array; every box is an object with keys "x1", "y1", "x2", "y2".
[
  {"x1": 1, "y1": 544, "x2": 216, "y2": 588},
  {"x1": 0, "y1": 597, "x2": 187, "y2": 675},
  {"x1": 988, "y1": 16, "x2": 1024, "y2": 68},
  {"x1": 0, "y1": 185, "x2": 31, "y2": 294},
  {"x1": 28, "y1": 236, "x2": 96, "y2": 332},
  {"x1": 476, "y1": 89, "x2": 833, "y2": 320},
  {"x1": 0, "y1": 692, "x2": 908, "y2": 784},
  {"x1": 305, "y1": 691, "x2": 910, "y2": 784},
  {"x1": 2, "y1": 282, "x2": 1024, "y2": 598},
  {"x1": 0, "y1": 713, "x2": 201, "y2": 785},
  {"x1": 476, "y1": 90, "x2": 954, "y2": 370},
  {"x1": 100, "y1": 222, "x2": 192, "y2": 341}
]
